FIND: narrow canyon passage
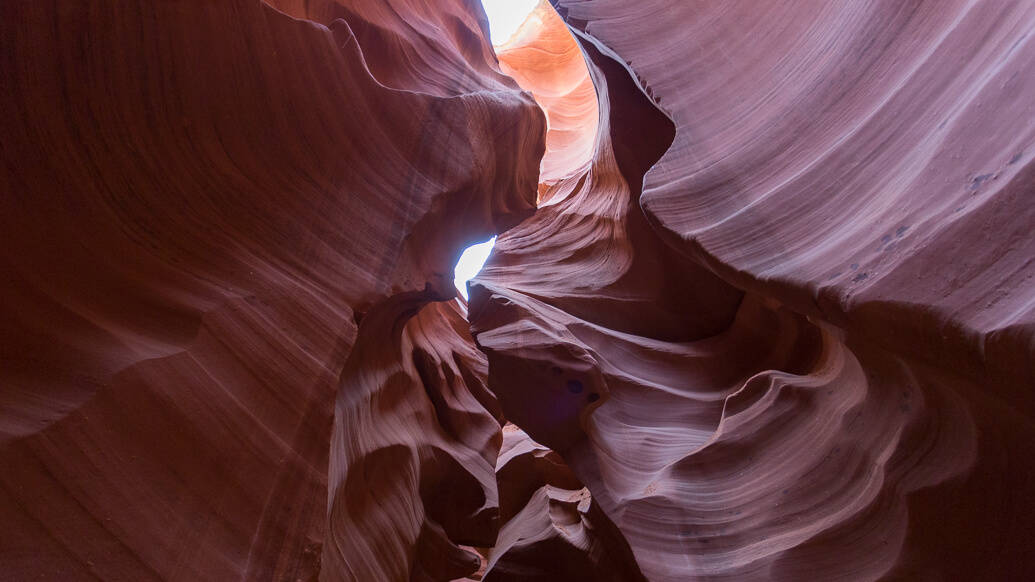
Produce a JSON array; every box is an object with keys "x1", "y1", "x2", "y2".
[
  {"x1": 0, "y1": 1, "x2": 1033, "y2": 581},
  {"x1": 324, "y1": 2, "x2": 641, "y2": 578}
]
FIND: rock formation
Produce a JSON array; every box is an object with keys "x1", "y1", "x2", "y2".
[
  {"x1": 494, "y1": 1, "x2": 599, "y2": 197},
  {"x1": 484, "y1": 424, "x2": 646, "y2": 582},
  {"x1": 1, "y1": 1, "x2": 539, "y2": 579},
  {"x1": 473, "y1": 0, "x2": 1035, "y2": 580},
  {"x1": 2, "y1": 0, "x2": 1033, "y2": 580}
]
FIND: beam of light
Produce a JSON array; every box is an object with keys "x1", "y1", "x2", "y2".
[
  {"x1": 480, "y1": 0, "x2": 539, "y2": 45},
  {"x1": 454, "y1": 237, "x2": 496, "y2": 299}
]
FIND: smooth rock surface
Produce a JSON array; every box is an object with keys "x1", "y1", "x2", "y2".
[
  {"x1": 1, "y1": 1, "x2": 541, "y2": 580},
  {"x1": 3, "y1": 0, "x2": 1033, "y2": 580},
  {"x1": 473, "y1": 0, "x2": 1035, "y2": 580},
  {"x1": 495, "y1": 0, "x2": 599, "y2": 195},
  {"x1": 484, "y1": 425, "x2": 646, "y2": 582}
]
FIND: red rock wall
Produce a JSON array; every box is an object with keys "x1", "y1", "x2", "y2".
[
  {"x1": 325, "y1": 299, "x2": 505, "y2": 580},
  {"x1": 485, "y1": 425, "x2": 645, "y2": 582},
  {"x1": 471, "y1": 0, "x2": 1035, "y2": 580},
  {"x1": 0, "y1": 1, "x2": 542, "y2": 580},
  {"x1": 3, "y1": 0, "x2": 1034, "y2": 580},
  {"x1": 495, "y1": 0, "x2": 599, "y2": 194}
]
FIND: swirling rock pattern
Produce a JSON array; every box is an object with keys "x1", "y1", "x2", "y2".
[
  {"x1": 484, "y1": 425, "x2": 646, "y2": 582},
  {"x1": 471, "y1": 0, "x2": 1035, "y2": 580},
  {"x1": 326, "y1": 299, "x2": 505, "y2": 581},
  {"x1": 1, "y1": 0, "x2": 541, "y2": 580},
  {"x1": 495, "y1": 0, "x2": 599, "y2": 195},
  {"x1": 3, "y1": 0, "x2": 1034, "y2": 580}
]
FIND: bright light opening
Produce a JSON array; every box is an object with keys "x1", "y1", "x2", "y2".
[
  {"x1": 454, "y1": 237, "x2": 496, "y2": 299},
  {"x1": 480, "y1": 0, "x2": 538, "y2": 45}
]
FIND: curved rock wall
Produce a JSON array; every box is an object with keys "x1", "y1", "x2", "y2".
[
  {"x1": 495, "y1": 0, "x2": 599, "y2": 194},
  {"x1": 485, "y1": 425, "x2": 646, "y2": 582},
  {"x1": 1, "y1": 1, "x2": 541, "y2": 580},
  {"x1": 2, "y1": 0, "x2": 1033, "y2": 580},
  {"x1": 471, "y1": 0, "x2": 1035, "y2": 580},
  {"x1": 325, "y1": 299, "x2": 504, "y2": 580}
]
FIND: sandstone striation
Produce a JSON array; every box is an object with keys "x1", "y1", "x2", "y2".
[
  {"x1": 2, "y1": 0, "x2": 1034, "y2": 580},
  {"x1": 483, "y1": 425, "x2": 645, "y2": 582},
  {"x1": 1, "y1": 1, "x2": 541, "y2": 579},
  {"x1": 472, "y1": 0, "x2": 1035, "y2": 580},
  {"x1": 494, "y1": 1, "x2": 599, "y2": 198}
]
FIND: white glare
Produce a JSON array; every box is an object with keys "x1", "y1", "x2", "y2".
[
  {"x1": 480, "y1": 0, "x2": 538, "y2": 45},
  {"x1": 454, "y1": 237, "x2": 496, "y2": 299}
]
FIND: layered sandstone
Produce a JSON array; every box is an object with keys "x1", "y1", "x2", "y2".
[
  {"x1": 472, "y1": 0, "x2": 1035, "y2": 580},
  {"x1": 482, "y1": 425, "x2": 644, "y2": 582},
  {"x1": 2, "y1": 0, "x2": 1034, "y2": 580},
  {"x1": 494, "y1": 1, "x2": 599, "y2": 197},
  {"x1": 1, "y1": 1, "x2": 541, "y2": 579}
]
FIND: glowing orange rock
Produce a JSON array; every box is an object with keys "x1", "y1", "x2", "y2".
[{"x1": 495, "y1": 1, "x2": 599, "y2": 199}]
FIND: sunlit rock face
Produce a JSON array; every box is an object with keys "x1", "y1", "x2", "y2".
[
  {"x1": 494, "y1": 1, "x2": 599, "y2": 199},
  {"x1": 2, "y1": 0, "x2": 1034, "y2": 581},
  {"x1": 472, "y1": 0, "x2": 1035, "y2": 580}
]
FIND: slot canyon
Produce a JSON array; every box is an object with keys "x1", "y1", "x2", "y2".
[{"x1": 1, "y1": 0, "x2": 1033, "y2": 580}]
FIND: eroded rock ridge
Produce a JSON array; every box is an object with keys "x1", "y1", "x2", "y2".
[{"x1": 1, "y1": 0, "x2": 1033, "y2": 581}]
